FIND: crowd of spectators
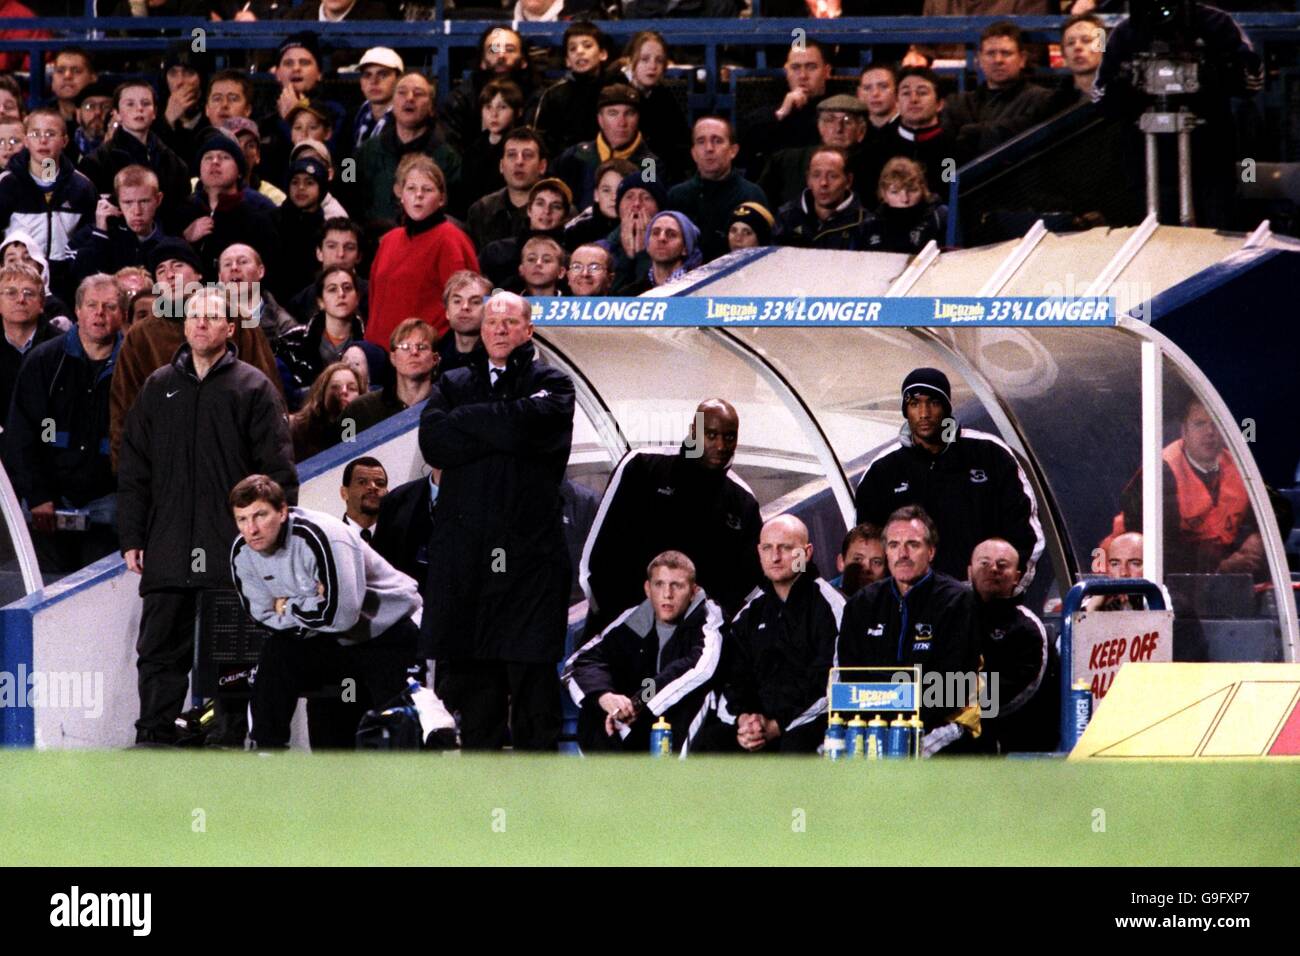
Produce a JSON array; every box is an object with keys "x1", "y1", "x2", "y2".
[{"x1": 0, "y1": 7, "x2": 1277, "y2": 752}]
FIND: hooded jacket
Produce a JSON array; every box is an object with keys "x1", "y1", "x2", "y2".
[
  {"x1": 580, "y1": 444, "x2": 763, "y2": 633},
  {"x1": 854, "y1": 421, "x2": 1045, "y2": 592},
  {"x1": 3, "y1": 325, "x2": 120, "y2": 508},
  {"x1": 562, "y1": 587, "x2": 725, "y2": 751},
  {"x1": 417, "y1": 338, "x2": 575, "y2": 663},
  {"x1": 0, "y1": 149, "x2": 96, "y2": 268},
  {"x1": 716, "y1": 571, "x2": 844, "y2": 736},
  {"x1": 117, "y1": 341, "x2": 298, "y2": 593}
]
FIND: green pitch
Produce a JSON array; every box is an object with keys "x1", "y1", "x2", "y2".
[{"x1": 1, "y1": 752, "x2": 1295, "y2": 866}]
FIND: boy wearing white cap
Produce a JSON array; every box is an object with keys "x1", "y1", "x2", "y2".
[{"x1": 353, "y1": 47, "x2": 404, "y2": 150}]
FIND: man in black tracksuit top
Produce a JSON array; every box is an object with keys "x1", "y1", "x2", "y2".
[
  {"x1": 836, "y1": 506, "x2": 981, "y2": 754},
  {"x1": 965, "y1": 537, "x2": 1058, "y2": 753},
  {"x1": 562, "y1": 550, "x2": 725, "y2": 755},
  {"x1": 118, "y1": 288, "x2": 297, "y2": 744},
  {"x1": 854, "y1": 367, "x2": 1044, "y2": 592},
  {"x1": 419, "y1": 292, "x2": 574, "y2": 751},
  {"x1": 694, "y1": 514, "x2": 845, "y2": 755},
  {"x1": 580, "y1": 398, "x2": 761, "y2": 635}
]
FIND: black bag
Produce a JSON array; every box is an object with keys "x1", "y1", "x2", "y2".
[{"x1": 355, "y1": 702, "x2": 425, "y2": 750}]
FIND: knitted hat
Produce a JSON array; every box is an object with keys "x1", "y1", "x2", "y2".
[
  {"x1": 644, "y1": 210, "x2": 703, "y2": 272},
  {"x1": 147, "y1": 237, "x2": 203, "y2": 276},
  {"x1": 901, "y1": 367, "x2": 953, "y2": 416},
  {"x1": 615, "y1": 170, "x2": 668, "y2": 213},
  {"x1": 194, "y1": 131, "x2": 247, "y2": 179},
  {"x1": 727, "y1": 201, "x2": 775, "y2": 246}
]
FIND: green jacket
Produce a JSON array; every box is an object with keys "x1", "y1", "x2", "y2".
[{"x1": 356, "y1": 121, "x2": 463, "y2": 225}]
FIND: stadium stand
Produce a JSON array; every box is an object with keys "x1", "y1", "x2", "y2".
[{"x1": 0, "y1": 3, "x2": 1296, "y2": 753}]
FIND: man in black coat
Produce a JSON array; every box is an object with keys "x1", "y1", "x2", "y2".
[
  {"x1": 941, "y1": 22, "x2": 1056, "y2": 164},
  {"x1": 418, "y1": 291, "x2": 575, "y2": 750},
  {"x1": 836, "y1": 506, "x2": 982, "y2": 755},
  {"x1": 854, "y1": 367, "x2": 1044, "y2": 592},
  {"x1": 3, "y1": 273, "x2": 123, "y2": 574},
  {"x1": 118, "y1": 287, "x2": 297, "y2": 745},
  {"x1": 580, "y1": 397, "x2": 762, "y2": 635},
  {"x1": 371, "y1": 470, "x2": 439, "y2": 598},
  {"x1": 561, "y1": 550, "x2": 725, "y2": 755},
  {"x1": 966, "y1": 537, "x2": 1057, "y2": 753},
  {"x1": 693, "y1": 514, "x2": 844, "y2": 755}
]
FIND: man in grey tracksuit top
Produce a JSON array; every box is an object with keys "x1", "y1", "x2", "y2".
[{"x1": 229, "y1": 474, "x2": 422, "y2": 748}]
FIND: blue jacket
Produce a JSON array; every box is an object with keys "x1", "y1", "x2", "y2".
[{"x1": 2, "y1": 326, "x2": 121, "y2": 509}]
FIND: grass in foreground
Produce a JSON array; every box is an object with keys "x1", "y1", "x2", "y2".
[{"x1": 1, "y1": 752, "x2": 1295, "y2": 866}]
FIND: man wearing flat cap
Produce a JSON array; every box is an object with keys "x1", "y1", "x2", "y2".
[
  {"x1": 761, "y1": 93, "x2": 871, "y2": 210},
  {"x1": 552, "y1": 83, "x2": 660, "y2": 212},
  {"x1": 853, "y1": 367, "x2": 1045, "y2": 592}
]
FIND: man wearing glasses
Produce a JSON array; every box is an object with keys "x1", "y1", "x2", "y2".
[
  {"x1": 344, "y1": 317, "x2": 437, "y2": 434},
  {"x1": 566, "y1": 243, "x2": 613, "y2": 297},
  {"x1": 0, "y1": 263, "x2": 58, "y2": 426},
  {"x1": 0, "y1": 107, "x2": 97, "y2": 302}
]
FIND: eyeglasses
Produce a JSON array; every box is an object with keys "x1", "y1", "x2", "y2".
[
  {"x1": 1, "y1": 287, "x2": 39, "y2": 300},
  {"x1": 79, "y1": 101, "x2": 112, "y2": 113},
  {"x1": 394, "y1": 342, "x2": 433, "y2": 354},
  {"x1": 27, "y1": 129, "x2": 63, "y2": 141},
  {"x1": 570, "y1": 263, "x2": 607, "y2": 275},
  {"x1": 0, "y1": 137, "x2": 22, "y2": 148}
]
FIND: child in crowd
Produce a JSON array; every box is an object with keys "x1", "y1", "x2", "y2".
[
  {"x1": 366, "y1": 153, "x2": 478, "y2": 349},
  {"x1": 862, "y1": 156, "x2": 946, "y2": 254}
]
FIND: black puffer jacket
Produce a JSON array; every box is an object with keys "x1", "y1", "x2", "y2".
[
  {"x1": 117, "y1": 342, "x2": 298, "y2": 594},
  {"x1": 77, "y1": 129, "x2": 191, "y2": 233},
  {"x1": 417, "y1": 339, "x2": 575, "y2": 663}
]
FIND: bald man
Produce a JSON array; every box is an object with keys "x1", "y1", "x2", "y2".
[
  {"x1": 419, "y1": 291, "x2": 576, "y2": 750},
  {"x1": 217, "y1": 242, "x2": 299, "y2": 342},
  {"x1": 580, "y1": 397, "x2": 762, "y2": 634},
  {"x1": 966, "y1": 537, "x2": 1056, "y2": 753},
  {"x1": 694, "y1": 514, "x2": 844, "y2": 754},
  {"x1": 1086, "y1": 531, "x2": 1147, "y2": 612}
]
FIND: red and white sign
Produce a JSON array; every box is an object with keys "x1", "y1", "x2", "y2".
[{"x1": 1072, "y1": 609, "x2": 1175, "y2": 705}]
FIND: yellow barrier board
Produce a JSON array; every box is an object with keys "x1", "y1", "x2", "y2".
[{"x1": 1069, "y1": 663, "x2": 1300, "y2": 760}]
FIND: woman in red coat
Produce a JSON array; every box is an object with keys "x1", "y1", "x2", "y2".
[{"x1": 367, "y1": 153, "x2": 480, "y2": 349}]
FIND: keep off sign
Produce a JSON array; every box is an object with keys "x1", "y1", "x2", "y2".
[{"x1": 1071, "y1": 609, "x2": 1175, "y2": 705}]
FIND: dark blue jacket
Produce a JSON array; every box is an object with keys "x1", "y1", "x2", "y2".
[{"x1": 3, "y1": 326, "x2": 121, "y2": 508}]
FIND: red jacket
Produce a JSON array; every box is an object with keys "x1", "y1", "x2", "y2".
[
  {"x1": 367, "y1": 214, "x2": 479, "y2": 348},
  {"x1": 0, "y1": 0, "x2": 48, "y2": 73}
]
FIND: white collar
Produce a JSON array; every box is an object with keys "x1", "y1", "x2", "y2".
[{"x1": 319, "y1": 0, "x2": 356, "y2": 20}]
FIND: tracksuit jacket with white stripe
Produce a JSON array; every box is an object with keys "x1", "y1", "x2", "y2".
[
  {"x1": 580, "y1": 445, "x2": 762, "y2": 631},
  {"x1": 715, "y1": 572, "x2": 844, "y2": 736},
  {"x1": 562, "y1": 589, "x2": 725, "y2": 739},
  {"x1": 230, "y1": 507, "x2": 421, "y2": 645},
  {"x1": 854, "y1": 422, "x2": 1044, "y2": 591},
  {"x1": 0, "y1": 149, "x2": 96, "y2": 269}
]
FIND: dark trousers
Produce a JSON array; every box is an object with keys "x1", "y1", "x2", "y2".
[
  {"x1": 136, "y1": 588, "x2": 201, "y2": 743},
  {"x1": 691, "y1": 713, "x2": 826, "y2": 754},
  {"x1": 306, "y1": 696, "x2": 370, "y2": 750},
  {"x1": 251, "y1": 617, "x2": 418, "y2": 748},
  {"x1": 435, "y1": 659, "x2": 560, "y2": 751},
  {"x1": 576, "y1": 698, "x2": 652, "y2": 753}
]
